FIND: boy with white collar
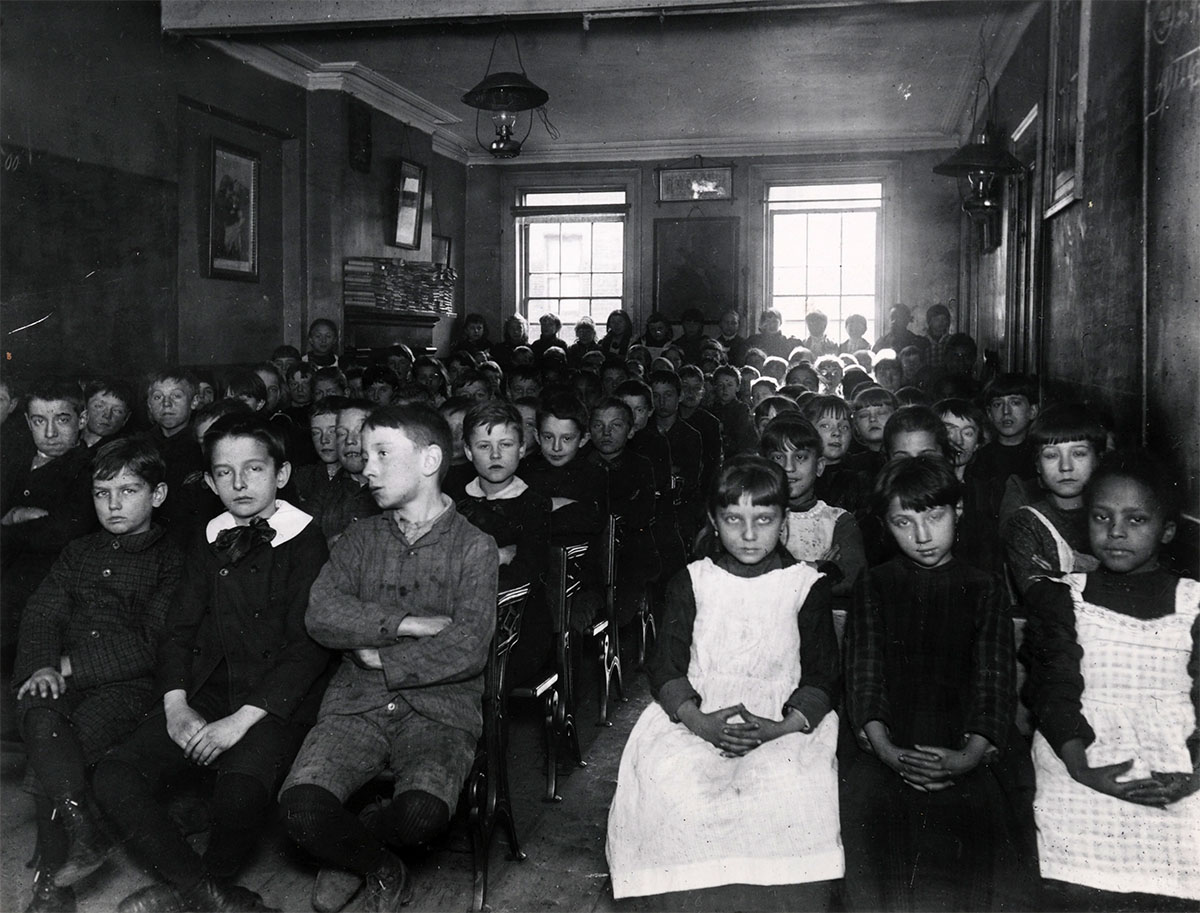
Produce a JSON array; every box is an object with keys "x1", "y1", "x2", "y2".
[{"x1": 93, "y1": 415, "x2": 330, "y2": 913}]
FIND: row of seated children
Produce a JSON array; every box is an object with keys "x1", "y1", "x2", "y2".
[{"x1": 607, "y1": 442, "x2": 1199, "y2": 911}]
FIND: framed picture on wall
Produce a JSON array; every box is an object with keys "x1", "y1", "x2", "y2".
[
  {"x1": 654, "y1": 217, "x2": 739, "y2": 322},
  {"x1": 1043, "y1": 0, "x2": 1091, "y2": 218},
  {"x1": 656, "y1": 164, "x2": 734, "y2": 202},
  {"x1": 208, "y1": 141, "x2": 259, "y2": 281},
  {"x1": 432, "y1": 234, "x2": 452, "y2": 267},
  {"x1": 390, "y1": 159, "x2": 425, "y2": 250}
]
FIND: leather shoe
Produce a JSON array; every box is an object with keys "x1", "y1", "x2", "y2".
[
  {"x1": 25, "y1": 868, "x2": 76, "y2": 913},
  {"x1": 311, "y1": 867, "x2": 364, "y2": 913},
  {"x1": 116, "y1": 883, "x2": 183, "y2": 913},
  {"x1": 361, "y1": 854, "x2": 412, "y2": 912},
  {"x1": 51, "y1": 797, "x2": 111, "y2": 887},
  {"x1": 181, "y1": 878, "x2": 280, "y2": 912}
]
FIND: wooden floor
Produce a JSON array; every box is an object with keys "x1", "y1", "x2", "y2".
[{"x1": 0, "y1": 667, "x2": 648, "y2": 913}]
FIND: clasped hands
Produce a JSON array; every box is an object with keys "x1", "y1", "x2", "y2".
[
  {"x1": 866, "y1": 721, "x2": 990, "y2": 792},
  {"x1": 679, "y1": 701, "x2": 809, "y2": 758},
  {"x1": 1060, "y1": 739, "x2": 1198, "y2": 807},
  {"x1": 164, "y1": 691, "x2": 264, "y2": 767}
]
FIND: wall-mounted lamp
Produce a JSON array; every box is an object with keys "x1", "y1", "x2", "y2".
[
  {"x1": 934, "y1": 75, "x2": 1024, "y2": 247},
  {"x1": 462, "y1": 29, "x2": 550, "y2": 159}
]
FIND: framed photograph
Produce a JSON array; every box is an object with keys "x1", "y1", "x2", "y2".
[
  {"x1": 390, "y1": 159, "x2": 426, "y2": 249},
  {"x1": 432, "y1": 235, "x2": 452, "y2": 267},
  {"x1": 657, "y1": 165, "x2": 734, "y2": 202},
  {"x1": 654, "y1": 217, "x2": 738, "y2": 322},
  {"x1": 208, "y1": 141, "x2": 259, "y2": 281},
  {"x1": 1043, "y1": 0, "x2": 1091, "y2": 218}
]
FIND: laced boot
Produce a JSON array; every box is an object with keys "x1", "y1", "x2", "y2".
[
  {"x1": 361, "y1": 853, "x2": 413, "y2": 912},
  {"x1": 24, "y1": 868, "x2": 76, "y2": 913},
  {"x1": 50, "y1": 797, "x2": 110, "y2": 887}
]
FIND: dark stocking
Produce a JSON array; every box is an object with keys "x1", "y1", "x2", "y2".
[
  {"x1": 280, "y1": 784, "x2": 387, "y2": 877},
  {"x1": 201, "y1": 772, "x2": 270, "y2": 884},
  {"x1": 22, "y1": 707, "x2": 87, "y2": 799}
]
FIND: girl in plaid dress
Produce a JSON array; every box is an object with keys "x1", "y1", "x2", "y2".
[{"x1": 1023, "y1": 450, "x2": 1199, "y2": 906}]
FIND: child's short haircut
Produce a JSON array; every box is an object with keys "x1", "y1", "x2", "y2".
[
  {"x1": 751, "y1": 377, "x2": 779, "y2": 394},
  {"x1": 841, "y1": 368, "x2": 873, "y2": 401},
  {"x1": 712, "y1": 364, "x2": 740, "y2": 385},
  {"x1": 537, "y1": 391, "x2": 589, "y2": 434},
  {"x1": 647, "y1": 369, "x2": 681, "y2": 393},
  {"x1": 392, "y1": 383, "x2": 434, "y2": 406},
  {"x1": 344, "y1": 364, "x2": 367, "y2": 383},
  {"x1": 785, "y1": 363, "x2": 818, "y2": 387},
  {"x1": 463, "y1": 399, "x2": 524, "y2": 445},
  {"x1": 874, "y1": 357, "x2": 901, "y2": 381},
  {"x1": 884, "y1": 406, "x2": 952, "y2": 457},
  {"x1": 852, "y1": 385, "x2": 898, "y2": 411},
  {"x1": 778, "y1": 384, "x2": 809, "y2": 401},
  {"x1": 539, "y1": 312, "x2": 563, "y2": 332},
  {"x1": 759, "y1": 413, "x2": 823, "y2": 458},
  {"x1": 872, "y1": 454, "x2": 961, "y2": 517},
  {"x1": 677, "y1": 364, "x2": 705, "y2": 385},
  {"x1": 743, "y1": 346, "x2": 768, "y2": 365},
  {"x1": 27, "y1": 379, "x2": 86, "y2": 414},
  {"x1": 614, "y1": 379, "x2": 652, "y2": 406},
  {"x1": 983, "y1": 372, "x2": 1039, "y2": 406},
  {"x1": 447, "y1": 350, "x2": 479, "y2": 371},
  {"x1": 762, "y1": 357, "x2": 789, "y2": 381},
  {"x1": 363, "y1": 365, "x2": 402, "y2": 391},
  {"x1": 145, "y1": 369, "x2": 198, "y2": 401},
  {"x1": 223, "y1": 368, "x2": 268, "y2": 404},
  {"x1": 476, "y1": 362, "x2": 504, "y2": 394},
  {"x1": 813, "y1": 354, "x2": 842, "y2": 374},
  {"x1": 852, "y1": 349, "x2": 875, "y2": 370},
  {"x1": 271, "y1": 344, "x2": 302, "y2": 362},
  {"x1": 507, "y1": 365, "x2": 540, "y2": 388},
  {"x1": 680, "y1": 307, "x2": 705, "y2": 325},
  {"x1": 591, "y1": 396, "x2": 634, "y2": 425},
  {"x1": 1085, "y1": 448, "x2": 1179, "y2": 525},
  {"x1": 438, "y1": 395, "x2": 475, "y2": 419},
  {"x1": 944, "y1": 332, "x2": 977, "y2": 358},
  {"x1": 710, "y1": 454, "x2": 788, "y2": 514},
  {"x1": 927, "y1": 303, "x2": 951, "y2": 324},
  {"x1": 454, "y1": 367, "x2": 491, "y2": 392},
  {"x1": 313, "y1": 366, "x2": 347, "y2": 387},
  {"x1": 364, "y1": 404, "x2": 453, "y2": 483},
  {"x1": 92, "y1": 436, "x2": 168, "y2": 487},
  {"x1": 801, "y1": 394, "x2": 852, "y2": 423},
  {"x1": 308, "y1": 318, "x2": 339, "y2": 338},
  {"x1": 805, "y1": 310, "x2": 828, "y2": 331},
  {"x1": 254, "y1": 362, "x2": 285, "y2": 388},
  {"x1": 788, "y1": 347, "x2": 816, "y2": 365},
  {"x1": 739, "y1": 365, "x2": 761, "y2": 381},
  {"x1": 933, "y1": 397, "x2": 986, "y2": 432},
  {"x1": 845, "y1": 314, "x2": 868, "y2": 336},
  {"x1": 309, "y1": 397, "x2": 348, "y2": 421},
  {"x1": 202, "y1": 413, "x2": 288, "y2": 471},
  {"x1": 289, "y1": 362, "x2": 316, "y2": 382},
  {"x1": 83, "y1": 377, "x2": 135, "y2": 409},
  {"x1": 192, "y1": 399, "x2": 253, "y2": 428},
  {"x1": 600, "y1": 356, "x2": 628, "y2": 375},
  {"x1": 754, "y1": 396, "x2": 801, "y2": 424},
  {"x1": 894, "y1": 386, "x2": 931, "y2": 407},
  {"x1": 795, "y1": 390, "x2": 817, "y2": 409},
  {"x1": 1028, "y1": 402, "x2": 1107, "y2": 451},
  {"x1": 760, "y1": 308, "x2": 783, "y2": 325}
]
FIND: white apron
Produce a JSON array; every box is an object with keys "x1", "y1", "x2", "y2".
[
  {"x1": 1032, "y1": 574, "x2": 1200, "y2": 899},
  {"x1": 783, "y1": 500, "x2": 844, "y2": 563},
  {"x1": 606, "y1": 559, "x2": 844, "y2": 898}
]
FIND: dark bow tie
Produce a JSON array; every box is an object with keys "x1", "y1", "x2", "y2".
[{"x1": 212, "y1": 517, "x2": 276, "y2": 566}]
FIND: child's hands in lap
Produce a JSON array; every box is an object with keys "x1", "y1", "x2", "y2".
[
  {"x1": 165, "y1": 702, "x2": 208, "y2": 751},
  {"x1": 1151, "y1": 769, "x2": 1200, "y2": 805},
  {"x1": 679, "y1": 702, "x2": 761, "y2": 757},
  {"x1": 1061, "y1": 740, "x2": 1171, "y2": 806},
  {"x1": 16, "y1": 667, "x2": 67, "y2": 700},
  {"x1": 185, "y1": 712, "x2": 256, "y2": 766}
]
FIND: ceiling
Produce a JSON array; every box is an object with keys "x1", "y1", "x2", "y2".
[{"x1": 168, "y1": 0, "x2": 1040, "y2": 164}]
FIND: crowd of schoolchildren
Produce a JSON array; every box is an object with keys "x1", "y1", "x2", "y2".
[{"x1": 0, "y1": 301, "x2": 1195, "y2": 913}]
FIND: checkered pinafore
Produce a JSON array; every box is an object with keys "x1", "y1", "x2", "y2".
[{"x1": 1031, "y1": 574, "x2": 1200, "y2": 900}]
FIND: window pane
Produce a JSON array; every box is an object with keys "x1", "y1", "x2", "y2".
[
  {"x1": 593, "y1": 273, "x2": 622, "y2": 296},
  {"x1": 807, "y1": 265, "x2": 841, "y2": 297},
  {"x1": 773, "y1": 266, "x2": 807, "y2": 296},
  {"x1": 560, "y1": 225, "x2": 592, "y2": 272},
  {"x1": 522, "y1": 190, "x2": 626, "y2": 206},
  {"x1": 561, "y1": 273, "x2": 591, "y2": 297},
  {"x1": 593, "y1": 222, "x2": 623, "y2": 271},
  {"x1": 772, "y1": 213, "x2": 807, "y2": 268},
  {"x1": 768, "y1": 182, "x2": 882, "y2": 203},
  {"x1": 527, "y1": 223, "x2": 557, "y2": 273}
]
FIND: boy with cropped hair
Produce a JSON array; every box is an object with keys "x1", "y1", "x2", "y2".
[
  {"x1": 800, "y1": 310, "x2": 838, "y2": 358},
  {"x1": 523, "y1": 391, "x2": 606, "y2": 543},
  {"x1": 81, "y1": 378, "x2": 134, "y2": 452},
  {"x1": 307, "y1": 398, "x2": 381, "y2": 544},
  {"x1": 93, "y1": 414, "x2": 330, "y2": 913},
  {"x1": 710, "y1": 364, "x2": 757, "y2": 456},
  {"x1": 15, "y1": 437, "x2": 184, "y2": 909},
  {"x1": 280, "y1": 404, "x2": 499, "y2": 911}
]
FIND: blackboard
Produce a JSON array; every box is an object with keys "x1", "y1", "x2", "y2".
[{"x1": 1, "y1": 145, "x2": 176, "y2": 377}]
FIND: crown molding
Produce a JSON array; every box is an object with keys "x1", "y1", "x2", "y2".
[
  {"x1": 467, "y1": 131, "x2": 958, "y2": 165},
  {"x1": 202, "y1": 40, "x2": 472, "y2": 163}
]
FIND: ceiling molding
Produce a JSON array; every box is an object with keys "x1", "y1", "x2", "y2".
[
  {"x1": 202, "y1": 40, "x2": 472, "y2": 162},
  {"x1": 470, "y1": 131, "x2": 958, "y2": 166},
  {"x1": 939, "y1": 1, "x2": 1041, "y2": 140}
]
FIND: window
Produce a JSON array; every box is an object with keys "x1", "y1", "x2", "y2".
[
  {"x1": 766, "y1": 182, "x2": 882, "y2": 344},
  {"x1": 517, "y1": 189, "x2": 626, "y2": 336}
]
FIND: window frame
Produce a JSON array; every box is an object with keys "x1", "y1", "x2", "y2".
[
  {"x1": 500, "y1": 169, "x2": 641, "y2": 331},
  {"x1": 748, "y1": 162, "x2": 899, "y2": 338}
]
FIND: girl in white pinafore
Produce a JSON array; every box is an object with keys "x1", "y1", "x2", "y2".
[
  {"x1": 606, "y1": 456, "x2": 843, "y2": 902},
  {"x1": 1023, "y1": 454, "x2": 1200, "y2": 904}
]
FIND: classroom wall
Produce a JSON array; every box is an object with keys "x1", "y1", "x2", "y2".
[
  {"x1": 462, "y1": 149, "x2": 962, "y2": 342},
  {"x1": 972, "y1": 0, "x2": 1200, "y2": 528}
]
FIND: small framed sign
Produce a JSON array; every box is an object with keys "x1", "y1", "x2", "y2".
[
  {"x1": 390, "y1": 159, "x2": 426, "y2": 250},
  {"x1": 656, "y1": 164, "x2": 734, "y2": 203}
]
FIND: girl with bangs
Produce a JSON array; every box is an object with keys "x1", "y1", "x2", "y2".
[{"x1": 606, "y1": 455, "x2": 843, "y2": 909}]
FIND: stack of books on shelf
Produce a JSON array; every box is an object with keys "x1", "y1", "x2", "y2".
[{"x1": 343, "y1": 258, "x2": 456, "y2": 314}]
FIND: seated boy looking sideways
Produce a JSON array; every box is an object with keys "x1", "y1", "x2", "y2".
[
  {"x1": 14, "y1": 438, "x2": 183, "y2": 909},
  {"x1": 2, "y1": 381, "x2": 98, "y2": 669},
  {"x1": 307, "y1": 399, "x2": 382, "y2": 544},
  {"x1": 92, "y1": 415, "x2": 330, "y2": 913},
  {"x1": 280, "y1": 405, "x2": 499, "y2": 911}
]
